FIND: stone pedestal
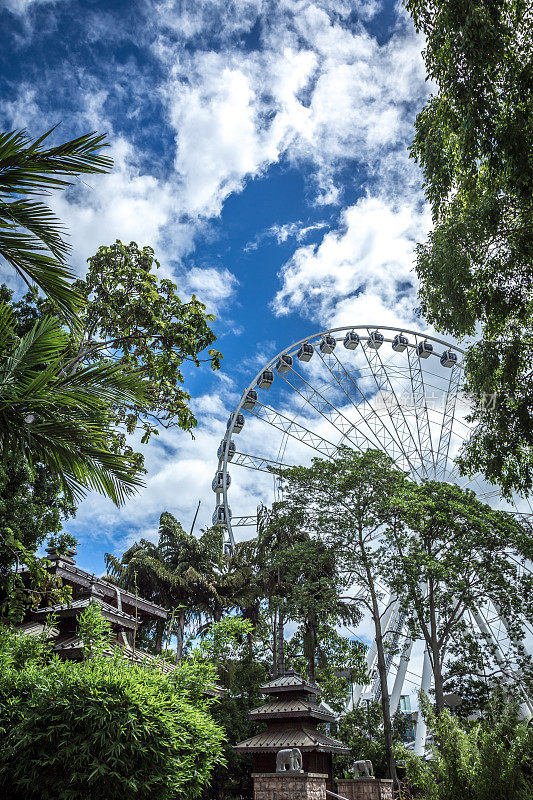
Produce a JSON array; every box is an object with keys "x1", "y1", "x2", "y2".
[
  {"x1": 336, "y1": 778, "x2": 393, "y2": 800},
  {"x1": 253, "y1": 772, "x2": 327, "y2": 800}
]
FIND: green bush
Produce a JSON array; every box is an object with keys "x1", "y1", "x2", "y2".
[
  {"x1": 0, "y1": 617, "x2": 225, "y2": 800},
  {"x1": 402, "y1": 694, "x2": 533, "y2": 800}
]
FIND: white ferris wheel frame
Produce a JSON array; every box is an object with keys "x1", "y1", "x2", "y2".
[{"x1": 213, "y1": 324, "x2": 532, "y2": 751}]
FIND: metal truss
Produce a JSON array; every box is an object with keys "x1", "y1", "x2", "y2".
[
  {"x1": 274, "y1": 363, "x2": 388, "y2": 458},
  {"x1": 360, "y1": 341, "x2": 426, "y2": 481},
  {"x1": 246, "y1": 400, "x2": 341, "y2": 460},
  {"x1": 314, "y1": 347, "x2": 417, "y2": 476},
  {"x1": 232, "y1": 451, "x2": 288, "y2": 474},
  {"x1": 435, "y1": 362, "x2": 463, "y2": 481},
  {"x1": 407, "y1": 347, "x2": 436, "y2": 479}
]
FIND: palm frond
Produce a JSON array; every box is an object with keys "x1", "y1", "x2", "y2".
[
  {"x1": 0, "y1": 128, "x2": 112, "y2": 320},
  {"x1": 0, "y1": 305, "x2": 148, "y2": 505}
]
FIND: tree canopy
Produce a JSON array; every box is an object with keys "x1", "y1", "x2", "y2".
[{"x1": 407, "y1": 0, "x2": 533, "y2": 495}]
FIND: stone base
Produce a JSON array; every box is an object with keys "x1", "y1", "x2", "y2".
[
  {"x1": 252, "y1": 772, "x2": 328, "y2": 800},
  {"x1": 336, "y1": 778, "x2": 393, "y2": 800}
]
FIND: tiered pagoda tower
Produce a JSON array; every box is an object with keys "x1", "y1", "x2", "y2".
[{"x1": 234, "y1": 670, "x2": 349, "y2": 786}]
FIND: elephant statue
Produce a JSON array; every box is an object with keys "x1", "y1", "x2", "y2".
[
  {"x1": 276, "y1": 747, "x2": 303, "y2": 773},
  {"x1": 353, "y1": 759, "x2": 374, "y2": 778}
]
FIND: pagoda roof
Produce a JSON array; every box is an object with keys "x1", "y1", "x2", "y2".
[
  {"x1": 32, "y1": 597, "x2": 138, "y2": 629},
  {"x1": 20, "y1": 556, "x2": 168, "y2": 620},
  {"x1": 260, "y1": 671, "x2": 320, "y2": 696},
  {"x1": 249, "y1": 699, "x2": 336, "y2": 723},
  {"x1": 233, "y1": 725, "x2": 350, "y2": 754}
]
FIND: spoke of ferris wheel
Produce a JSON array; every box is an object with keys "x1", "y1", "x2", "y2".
[
  {"x1": 435, "y1": 361, "x2": 463, "y2": 481},
  {"x1": 349, "y1": 599, "x2": 398, "y2": 710},
  {"x1": 231, "y1": 515, "x2": 259, "y2": 528},
  {"x1": 245, "y1": 399, "x2": 343, "y2": 460},
  {"x1": 471, "y1": 604, "x2": 533, "y2": 717},
  {"x1": 389, "y1": 636, "x2": 414, "y2": 714},
  {"x1": 407, "y1": 346, "x2": 437, "y2": 478},
  {"x1": 232, "y1": 451, "x2": 290, "y2": 474},
  {"x1": 314, "y1": 346, "x2": 422, "y2": 479},
  {"x1": 273, "y1": 362, "x2": 392, "y2": 462},
  {"x1": 360, "y1": 340, "x2": 428, "y2": 481}
]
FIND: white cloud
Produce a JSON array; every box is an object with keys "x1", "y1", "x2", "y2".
[
  {"x1": 245, "y1": 220, "x2": 329, "y2": 251},
  {"x1": 272, "y1": 195, "x2": 431, "y2": 328},
  {"x1": 157, "y1": 4, "x2": 430, "y2": 216},
  {"x1": 180, "y1": 266, "x2": 239, "y2": 313}
]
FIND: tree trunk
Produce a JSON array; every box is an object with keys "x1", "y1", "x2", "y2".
[
  {"x1": 428, "y1": 579, "x2": 445, "y2": 714},
  {"x1": 176, "y1": 609, "x2": 186, "y2": 664},
  {"x1": 306, "y1": 615, "x2": 317, "y2": 684},
  {"x1": 154, "y1": 619, "x2": 164, "y2": 654},
  {"x1": 277, "y1": 605, "x2": 285, "y2": 676},
  {"x1": 272, "y1": 607, "x2": 277, "y2": 676},
  {"x1": 359, "y1": 529, "x2": 398, "y2": 788}
]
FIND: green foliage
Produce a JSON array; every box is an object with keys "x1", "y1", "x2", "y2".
[
  {"x1": 0, "y1": 300, "x2": 149, "y2": 504},
  {"x1": 76, "y1": 240, "x2": 222, "y2": 443},
  {"x1": 0, "y1": 451, "x2": 75, "y2": 621},
  {"x1": 406, "y1": 0, "x2": 533, "y2": 496},
  {"x1": 402, "y1": 693, "x2": 533, "y2": 800},
  {"x1": 198, "y1": 642, "x2": 268, "y2": 800},
  {"x1": 286, "y1": 623, "x2": 367, "y2": 713},
  {"x1": 0, "y1": 127, "x2": 111, "y2": 321},
  {"x1": 0, "y1": 619, "x2": 226, "y2": 800},
  {"x1": 385, "y1": 480, "x2": 533, "y2": 711},
  {"x1": 335, "y1": 701, "x2": 410, "y2": 779},
  {"x1": 105, "y1": 514, "x2": 225, "y2": 658},
  {"x1": 77, "y1": 602, "x2": 113, "y2": 659}
]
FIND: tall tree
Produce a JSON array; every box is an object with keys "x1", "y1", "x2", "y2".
[
  {"x1": 105, "y1": 512, "x2": 223, "y2": 659},
  {"x1": 406, "y1": 0, "x2": 533, "y2": 496},
  {"x1": 384, "y1": 479, "x2": 533, "y2": 714},
  {"x1": 277, "y1": 448, "x2": 407, "y2": 786},
  {"x1": 0, "y1": 128, "x2": 111, "y2": 320},
  {"x1": 9, "y1": 239, "x2": 222, "y2": 471}
]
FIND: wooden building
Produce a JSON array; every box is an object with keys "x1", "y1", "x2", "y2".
[{"x1": 17, "y1": 546, "x2": 223, "y2": 697}]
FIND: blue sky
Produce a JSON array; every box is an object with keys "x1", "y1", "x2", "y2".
[{"x1": 0, "y1": 0, "x2": 434, "y2": 578}]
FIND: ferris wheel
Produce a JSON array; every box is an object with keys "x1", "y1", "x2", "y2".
[{"x1": 212, "y1": 324, "x2": 533, "y2": 750}]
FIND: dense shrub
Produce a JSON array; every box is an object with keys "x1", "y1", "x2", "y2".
[
  {"x1": 402, "y1": 694, "x2": 533, "y2": 800},
  {"x1": 0, "y1": 618, "x2": 225, "y2": 800}
]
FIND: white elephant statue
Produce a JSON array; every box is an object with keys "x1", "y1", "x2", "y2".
[
  {"x1": 276, "y1": 747, "x2": 303, "y2": 773},
  {"x1": 353, "y1": 759, "x2": 374, "y2": 778}
]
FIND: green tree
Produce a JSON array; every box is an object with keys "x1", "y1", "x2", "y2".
[
  {"x1": 335, "y1": 701, "x2": 410, "y2": 780},
  {"x1": 0, "y1": 302, "x2": 148, "y2": 505},
  {"x1": 385, "y1": 480, "x2": 533, "y2": 714},
  {"x1": 402, "y1": 692, "x2": 533, "y2": 800},
  {"x1": 406, "y1": 0, "x2": 533, "y2": 496},
  {"x1": 105, "y1": 513, "x2": 223, "y2": 660},
  {"x1": 0, "y1": 610, "x2": 226, "y2": 800},
  {"x1": 279, "y1": 527, "x2": 362, "y2": 685},
  {"x1": 286, "y1": 623, "x2": 366, "y2": 713},
  {"x1": 0, "y1": 451, "x2": 76, "y2": 622},
  {"x1": 0, "y1": 128, "x2": 111, "y2": 320},
  {"x1": 277, "y1": 448, "x2": 407, "y2": 785},
  {"x1": 8, "y1": 239, "x2": 223, "y2": 471}
]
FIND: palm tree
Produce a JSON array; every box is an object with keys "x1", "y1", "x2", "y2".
[
  {"x1": 0, "y1": 302, "x2": 147, "y2": 505},
  {"x1": 0, "y1": 128, "x2": 111, "y2": 321},
  {"x1": 105, "y1": 512, "x2": 224, "y2": 660}
]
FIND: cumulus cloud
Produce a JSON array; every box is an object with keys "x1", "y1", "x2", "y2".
[
  {"x1": 179, "y1": 266, "x2": 239, "y2": 313},
  {"x1": 156, "y1": 2, "x2": 430, "y2": 216},
  {"x1": 272, "y1": 195, "x2": 431, "y2": 328}
]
